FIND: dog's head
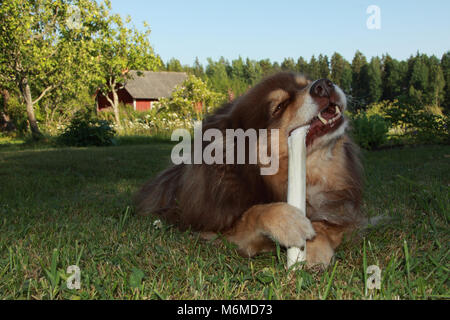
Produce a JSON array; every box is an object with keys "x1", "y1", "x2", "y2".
[{"x1": 233, "y1": 72, "x2": 348, "y2": 150}]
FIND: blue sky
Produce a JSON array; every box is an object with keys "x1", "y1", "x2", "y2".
[{"x1": 109, "y1": 0, "x2": 450, "y2": 65}]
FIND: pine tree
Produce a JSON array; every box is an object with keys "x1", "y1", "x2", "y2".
[
  {"x1": 193, "y1": 57, "x2": 204, "y2": 78},
  {"x1": 441, "y1": 52, "x2": 450, "y2": 114},
  {"x1": 166, "y1": 58, "x2": 183, "y2": 72},
  {"x1": 367, "y1": 57, "x2": 383, "y2": 103},
  {"x1": 296, "y1": 57, "x2": 308, "y2": 75},
  {"x1": 381, "y1": 55, "x2": 405, "y2": 101},
  {"x1": 330, "y1": 53, "x2": 352, "y2": 93},
  {"x1": 351, "y1": 51, "x2": 369, "y2": 105},
  {"x1": 426, "y1": 56, "x2": 445, "y2": 107},
  {"x1": 259, "y1": 59, "x2": 273, "y2": 77},
  {"x1": 318, "y1": 54, "x2": 330, "y2": 79},
  {"x1": 308, "y1": 56, "x2": 320, "y2": 80},
  {"x1": 407, "y1": 54, "x2": 429, "y2": 106},
  {"x1": 281, "y1": 58, "x2": 296, "y2": 71}
]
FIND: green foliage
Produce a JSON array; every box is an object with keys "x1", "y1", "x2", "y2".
[
  {"x1": 97, "y1": 103, "x2": 194, "y2": 136},
  {"x1": 366, "y1": 57, "x2": 383, "y2": 104},
  {"x1": 58, "y1": 112, "x2": 116, "y2": 147},
  {"x1": 382, "y1": 55, "x2": 406, "y2": 101},
  {"x1": 351, "y1": 51, "x2": 369, "y2": 107},
  {"x1": 441, "y1": 52, "x2": 450, "y2": 114},
  {"x1": 331, "y1": 53, "x2": 352, "y2": 93},
  {"x1": 385, "y1": 104, "x2": 448, "y2": 144},
  {"x1": 281, "y1": 58, "x2": 296, "y2": 71},
  {"x1": 2, "y1": 94, "x2": 28, "y2": 133},
  {"x1": 367, "y1": 100, "x2": 449, "y2": 145},
  {"x1": 156, "y1": 75, "x2": 225, "y2": 120},
  {"x1": 0, "y1": 0, "x2": 107, "y2": 137},
  {"x1": 318, "y1": 54, "x2": 330, "y2": 79},
  {"x1": 98, "y1": 75, "x2": 226, "y2": 137},
  {"x1": 307, "y1": 55, "x2": 320, "y2": 79},
  {"x1": 351, "y1": 113, "x2": 389, "y2": 150},
  {"x1": 0, "y1": 0, "x2": 448, "y2": 148}
]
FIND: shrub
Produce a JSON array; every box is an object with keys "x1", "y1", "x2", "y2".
[
  {"x1": 383, "y1": 102, "x2": 449, "y2": 144},
  {"x1": 351, "y1": 114, "x2": 389, "y2": 150},
  {"x1": 58, "y1": 112, "x2": 116, "y2": 147},
  {"x1": 2, "y1": 94, "x2": 28, "y2": 133}
]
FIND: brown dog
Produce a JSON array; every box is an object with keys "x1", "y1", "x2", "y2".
[{"x1": 135, "y1": 72, "x2": 363, "y2": 268}]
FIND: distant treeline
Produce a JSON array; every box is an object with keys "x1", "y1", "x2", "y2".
[{"x1": 163, "y1": 51, "x2": 450, "y2": 113}]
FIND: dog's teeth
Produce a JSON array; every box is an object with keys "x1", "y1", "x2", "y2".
[
  {"x1": 318, "y1": 113, "x2": 328, "y2": 125},
  {"x1": 335, "y1": 106, "x2": 341, "y2": 115}
]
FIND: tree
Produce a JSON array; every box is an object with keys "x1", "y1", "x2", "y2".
[
  {"x1": 381, "y1": 54, "x2": 406, "y2": 101},
  {"x1": 351, "y1": 51, "x2": 369, "y2": 105},
  {"x1": 0, "y1": 0, "x2": 103, "y2": 139},
  {"x1": 231, "y1": 57, "x2": 245, "y2": 80},
  {"x1": 308, "y1": 55, "x2": 320, "y2": 79},
  {"x1": 166, "y1": 58, "x2": 183, "y2": 72},
  {"x1": 281, "y1": 58, "x2": 296, "y2": 71},
  {"x1": 406, "y1": 54, "x2": 429, "y2": 106},
  {"x1": 318, "y1": 54, "x2": 330, "y2": 79},
  {"x1": 243, "y1": 58, "x2": 262, "y2": 85},
  {"x1": 296, "y1": 57, "x2": 308, "y2": 75},
  {"x1": 441, "y1": 52, "x2": 450, "y2": 114},
  {"x1": 205, "y1": 57, "x2": 232, "y2": 94},
  {"x1": 192, "y1": 57, "x2": 204, "y2": 78},
  {"x1": 230, "y1": 57, "x2": 247, "y2": 94},
  {"x1": 95, "y1": 14, "x2": 162, "y2": 126},
  {"x1": 259, "y1": 59, "x2": 274, "y2": 77},
  {"x1": 330, "y1": 53, "x2": 352, "y2": 93},
  {"x1": 157, "y1": 75, "x2": 224, "y2": 119},
  {"x1": 426, "y1": 56, "x2": 445, "y2": 107},
  {"x1": 366, "y1": 57, "x2": 383, "y2": 103}
]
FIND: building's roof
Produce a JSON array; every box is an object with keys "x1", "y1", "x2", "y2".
[{"x1": 124, "y1": 71, "x2": 188, "y2": 100}]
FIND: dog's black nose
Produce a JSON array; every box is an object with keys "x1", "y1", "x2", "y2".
[{"x1": 310, "y1": 79, "x2": 334, "y2": 98}]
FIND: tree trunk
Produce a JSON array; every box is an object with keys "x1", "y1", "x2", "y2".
[
  {"x1": 21, "y1": 79, "x2": 43, "y2": 139},
  {"x1": 111, "y1": 85, "x2": 121, "y2": 126}
]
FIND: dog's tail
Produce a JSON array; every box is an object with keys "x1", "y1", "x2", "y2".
[
  {"x1": 364, "y1": 215, "x2": 392, "y2": 227},
  {"x1": 356, "y1": 215, "x2": 393, "y2": 236},
  {"x1": 134, "y1": 165, "x2": 184, "y2": 223}
]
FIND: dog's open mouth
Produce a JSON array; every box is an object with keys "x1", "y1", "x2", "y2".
[
  {"x1": 305, "y1": 102, "x2": 343, "y2": 145},
  {"x1": 315, "y1": 103, "x2": 342, "y2": 126}
]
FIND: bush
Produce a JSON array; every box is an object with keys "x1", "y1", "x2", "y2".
[
  {"x1": 383, "y1": 102, "x2": 449, "y2": 144},
  {"x1": 360, "y1": 100, "x2": 449, "y2": 145},
  {"x1": 58, "y1": 112, "x2": 116, "y2": 147},
  {"x1": 351, "y1": 114, "x2": 389, "y2": 150},
  {"x1": 2, "y1": 94, "x2": 28, "y2": 133}
]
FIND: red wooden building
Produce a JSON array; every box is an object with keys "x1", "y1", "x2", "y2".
[{"x1": 96, "y1": 71, "x2": 188, "y2": 112}]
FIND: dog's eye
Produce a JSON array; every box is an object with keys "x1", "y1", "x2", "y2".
[{"x1": 272, "y1": 100, "x2": 289, "y2": 117}]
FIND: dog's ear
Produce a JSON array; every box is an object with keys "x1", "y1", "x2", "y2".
[
  {"x1": 202, "y1": 102, "x2": 233, "y2": 131},
  {"x1": 294, "y1": 74, "x2": 311, "y2": 88}
]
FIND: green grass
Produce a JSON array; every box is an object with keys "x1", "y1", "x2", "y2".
[{"x1": 0, "y1": 142, "x2": 448, "y2": 300}]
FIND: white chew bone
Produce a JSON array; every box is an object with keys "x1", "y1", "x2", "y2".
[{"x1": 286, "y1": 125, "x2": 310, "y2": 270}]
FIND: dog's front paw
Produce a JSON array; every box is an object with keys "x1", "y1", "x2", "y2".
[
  {"x1": 306, "y1": 235, "x2": 334, "y2": 270},
  {"x1": 259, "y1": 203, "x2": 315, "y2": 249}
]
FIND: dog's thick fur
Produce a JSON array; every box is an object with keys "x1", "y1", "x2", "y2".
[{"x1": 135, "y1": 72, "x2": 363, "y2": 267}]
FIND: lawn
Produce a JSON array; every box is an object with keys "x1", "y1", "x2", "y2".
[{"x1": 0, "y1": 141, "x2": 448, "y2": 300}]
